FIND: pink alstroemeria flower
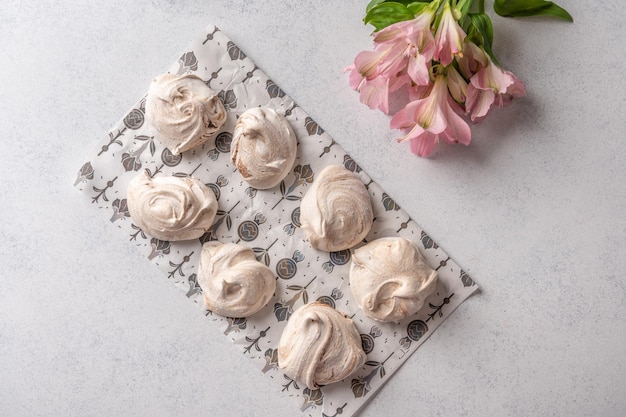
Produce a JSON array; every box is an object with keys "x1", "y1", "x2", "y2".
[
  {"x1": 434, "y1": 1, "x2": 466, "y2": 66},
  {"x1": 374, "y1": 10, "x2": 436, "y2": 86},
  {"x1": 347, "y1": 9, "x2": 437, "y2": 113},
  {"x1": 464, "y1": 47, "x2": 526, "y2": 122},
  {"x1": 391, "y1": 75, "x2": 471, "y2": 157}
]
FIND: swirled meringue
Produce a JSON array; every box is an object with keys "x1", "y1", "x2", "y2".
[
  {"x1": 197, "y1": 242, "x2": 276, "y2": 318},
  {"x1": 278, "y1": 302, "x2": 366, "y2": 389},
  {"x1": 299, "y1": 165, "x2": 373, "y2": 251},
  {"x1": 230, "y1": 107, "x2": 297, "y2": 189},
  {"x1": 145, "y1": 73, "x2": 227, "y2": 155},
  {"x1": 126, "y1": 170, "x2": 218, "y2": 241},
  {"x1": 350, "y1": 237, "x2": 438, "y2": 323}
]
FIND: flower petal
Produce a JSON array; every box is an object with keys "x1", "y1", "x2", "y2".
[
  {"x1": 359, "y1": 77, "x2": 390, "y2": 113},
  {"x1": 434, "y1": 3, "x2": 466, "y2": 66},
  {"x1": 409, "y1": 131, "x2": 439, "y2": 157}
]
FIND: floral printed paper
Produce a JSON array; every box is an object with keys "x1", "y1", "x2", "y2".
[{"x1": 75, "y1": 25, "x2": 478, "y2": 417}]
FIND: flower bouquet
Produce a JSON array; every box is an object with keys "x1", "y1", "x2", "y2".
[{"x1": 347, "y1": 0, "x2": 572, "y2": 156}]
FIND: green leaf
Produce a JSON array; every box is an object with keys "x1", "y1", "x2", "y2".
[
  {"x1": 494, "y1": 0, "x2": 573, "y2": 22},
  {"x1": 467, "y1": 13, "x2": 499, "y2": 65},
  {"x1": 406, "y1": 2, "x2": 431, "y2": 15},
  {"x1": 366, "y1": 0, "x2": 387, "y2": 13},
  {"x1": 364, "y1": 2, "x2": 416, "y2": 31}
]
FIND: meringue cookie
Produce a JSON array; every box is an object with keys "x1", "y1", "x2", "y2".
[
  {"x1": 230, "y1": 107, "x2": 297, "y2": 189},
  {"x1": 145, "y1": 73, "x2": 227, "y2": 155},
  {"x1": 126, "y1": 170, "x2": 218, "y2": 241},
  {"x1": 197, "y1": 242, "x2": 276, "y2": 318},
  {"x1": 350, "y1": 237, "x2": 438, "y2": 323},
  {"x1": 278, "y1": 302, "x2": 366, "y2": 389},
  {"x1": 299, "y1": 165, "x2": 373, "y2": 251}
]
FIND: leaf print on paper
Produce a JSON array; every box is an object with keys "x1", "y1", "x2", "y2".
[
  {"x1": 227, "y1": 40, "x2": 247, "y2": 60},
  {"x1": 178, "y1": 51, "x2": 198, "y2": 73},
  {"x1": 301, "y1": 388, "x2": 324, "y2": 412},
  {"x1": 74, "y1": 161, "x2": 94, "y2": 186},
  {"x1": 351, "y1": 352, "x2": 394, "y2": 399},
  {"x1": 304, "y1": 117, "x2": 324, "y2": 135},
  {"x1": 426, "y1": 293, "x2": 454, "y2": 322},
  {"x1": 420, "y1": 230, "x2": 439, "y2": 250},
  {"x1": 198, "y1": 201, "x2": 240, "y2": 244},
  {"x1": 281, "y1": 374, "x2": 300, "y2": 392},
  {"x1": 224, "y1": 317, "x2": 247, "y2": 335},
  {"x1": 266, "y1": 79, "x2": 285, "y2": 99},
  {"x1": 262, "y1": 348, "x2": 278, "y2": 373},
  {"x1": 243, "y1": 326, "x2": 270, "y2": 354},
  {"x1": 98, "y1": 128, "x2": 126, "y2": 156},
  {"x1": 129, "y1": 223, "x2": 147, "y2": 241},
  {"x1": 92, "y1": 177, "x2": 117, "y2": 203},
  {"x1": 121, "y1": 135, "x2": 155, "y2": 172},
  {"x1": 272, "y1": 164, "x2": 314, "y2": 209},
  {"x1": 110, "y1": 198, "x2": 130, "y2": 222},
  {"x1": 343, "y1": 154, "x2": 362, "y2": 173},
  {"x1": 273, "y1": 276, "x2": 316, "y2": 322},
  {"x1": 217, "y1": 89, "x2": 237, "y2": 110},
  {"x1": 168, "y1": 251, "x2": 194, "y2": 279},
  {"x1": 252, "y1": 238, "x2": 277, "y2": 267},
  {"x1": 148, "y1": 238, "x2": 171, "y2": 260},
  {"x1": 185, "y1": 273, "x2": 202, "y2": 298},
  {"x1": 460, "y1": 270, "x2": 475, "y2": 287},
  {"x1": 381, "y1": 193, "x2": 400, "y2": 211}
]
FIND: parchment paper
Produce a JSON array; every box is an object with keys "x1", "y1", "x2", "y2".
[{"x1": 74, "y1": 24, "x2": 478, "y2": 417}]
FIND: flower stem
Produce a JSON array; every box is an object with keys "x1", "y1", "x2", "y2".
[{"x1": 479, "y1": 0, "x2": 484, "y2": 13}]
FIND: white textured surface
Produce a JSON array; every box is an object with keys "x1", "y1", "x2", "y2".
[{"x1": 0, "y1": 1, "x2": 624, "y2": 416}]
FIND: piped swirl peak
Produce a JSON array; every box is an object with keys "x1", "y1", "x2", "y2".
[
  {"x1": 198, "y1": 242, "x2": 276, "y2": 318},
  {"x1": 231, "y1": 107, "x2": 297, "y2": 189},
  {"x1": 350, "y1": 237, "x2": 438, "y2": 323},
  {"x1": 278, "y1": 302, "x2": 366, "y2": 389},
  {"x1": 126, "y1": 170, "x2": 218, "y2": 241},
  {"x1": 145, "y1": 73, "x2": 227, "y2": 155},
  {"x1": 299, "y1": 165, "x2": 373, "y2": 252}
]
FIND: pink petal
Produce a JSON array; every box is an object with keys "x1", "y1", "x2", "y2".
[
  {"x1": 359, "y1": 77, "x2": 390, "y2": 113},
  {"x1": 466, "y1": 84, "x2": 495, "y2": 122},
  {"x1": 407, "y1": 52, "x2": 430, "y2": 85},
  {"x1": 442, "y1": 96, "x2": 471, "y2": 145},
  {"x1": 354, "y1": 49, "x2": 386, "y2": 79},
  {"x1": 390, "y1": 99, "x2": 423, "y2": 130},
  {"x1": 348, "y1": 66, "x2": 364, "y2": 90},
  {"x1": 446, "y1": 66, "x2": 467, "y2": 103},
  {"x1": 409, "y1": 131, "x2": 439, "y2": 157},
  {"x1": 434, "y1": 3, "x2": 466, "y2": 66}
]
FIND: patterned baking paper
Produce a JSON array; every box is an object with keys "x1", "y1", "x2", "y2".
[{"x1": 75, "y1": 25, "x2": 478, "y2": 417}]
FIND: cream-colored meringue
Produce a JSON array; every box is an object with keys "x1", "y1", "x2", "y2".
[
  {"x1": 197, "y1": 242, "x2": 276, "y2": 318},
  {"x1": 299, "y1": 165, "x2": 373, "y2": 252},
  {"x1": 278, "y1": 302, "x2": 366, "y2": 389},
  {"x1": 350, "y1": 237, "x2": 438, "y2": 323},
  {"x1": 230, "y1": 107, "x2": 297, "y2": 189},
  {"x1": 145, "y1": 73, "x2": 227, "y2": 155},
  {"x1": 126, "y1": 171, "x2": 218, "y2": 241}
]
